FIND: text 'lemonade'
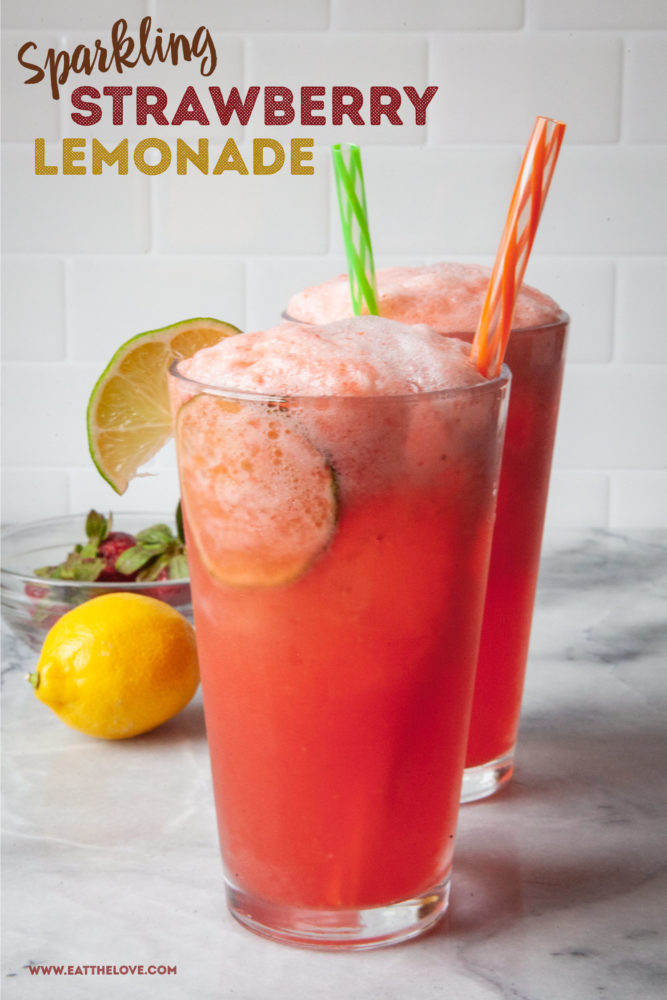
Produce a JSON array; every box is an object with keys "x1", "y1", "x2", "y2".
[
  {"x1": 169, "y1": 316, "x2": 509, "y2": 948},
  {"x1": 286, "y1": 262, "x2": 569, "y2": 801}
]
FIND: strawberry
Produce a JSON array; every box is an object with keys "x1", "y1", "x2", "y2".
[
  {"x1": 28, "y1": 507, "x2": 189, "y2": 619},
  {"x1": 32, "y1": 508, "x2": 189, "y2": 586},
  {"x1": 144, "y1": 565, "x2": 190, "y2": 607},
  {"x1": 97, "y1": 532, "x2": 139, "y2": 581}
]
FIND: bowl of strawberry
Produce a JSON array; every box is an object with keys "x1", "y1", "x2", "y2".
[{"x1": 1, "y1": 510, "x2": 192, "y2": 651}]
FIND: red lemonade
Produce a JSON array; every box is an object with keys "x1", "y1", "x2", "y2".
[
  {"x1": 170, "y1": 316, "x2": 509, "y2": 947},
  {"x1": 464, "y1": 319, "x2": 566, "y2": 779},
  {"x1": 286, "y1": 263, "x2": 569, "y2": 800}
]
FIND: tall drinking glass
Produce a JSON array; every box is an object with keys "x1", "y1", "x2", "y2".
[
  {"x1": 170, "y1": 360, "x2": 509, "y2": 949},
  {"x1": 461, "y1": 315, "x2": 568, "y2": 801},
  {"x1": 285, "y1": 264, "x2": 569, "y2": 801}
]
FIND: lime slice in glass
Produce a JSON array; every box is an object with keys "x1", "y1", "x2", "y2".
[{"x1": 176, "y1": 395, "x2": 337, "y2": 587}]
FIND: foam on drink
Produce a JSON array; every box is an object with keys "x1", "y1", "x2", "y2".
[
  {"x1": 177, "y1": 315, "x2": 486, "y2": 397},
  {"x1": 285, "y1": 262, "x2": 561, "y2": 331},
  {"x1": 173, "y1": 314, "x2": 502, "y2": 549}
]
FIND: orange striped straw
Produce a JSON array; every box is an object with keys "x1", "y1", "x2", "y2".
[{"x1": 471, "y1": 116, "x2": 566, "y2": 378}]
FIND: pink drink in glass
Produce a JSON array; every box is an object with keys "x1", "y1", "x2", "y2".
[
  {"x1": 286, "y1": 263, "x2": 568, "y2": 801},
  {"x1": 170, "y1": 316, "x2": 509, "y2": 947}
]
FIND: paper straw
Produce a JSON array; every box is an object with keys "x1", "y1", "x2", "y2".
[
  {"x1": 331, "y1": 143, "x2": 379, "y2": 316},
  {"x1": 471, "y1": 116, "x2": 566, "y2": 378}
]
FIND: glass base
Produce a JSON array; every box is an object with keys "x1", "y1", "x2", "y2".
[
  {"x1": 460, "y1": 748, "x2": 514, "y2": 803},
  {"x1": 225, "y1": 875, "x2": 451, "y2": 951}
]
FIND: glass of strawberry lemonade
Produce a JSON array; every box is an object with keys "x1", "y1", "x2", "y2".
[
  {"x1": 286, "y1": 263, "x2": 569, "y2": 803},
  {"x1": 169, "y1": 315, "x2": 509, "y2": 949}
]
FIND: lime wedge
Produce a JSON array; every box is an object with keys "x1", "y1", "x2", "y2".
[
  {"x1": 176, "y1": 395, "x2": 338, "y2": 587},
  {"x1": 87, "y1": 317, "x2": 240, "y2": 494}
]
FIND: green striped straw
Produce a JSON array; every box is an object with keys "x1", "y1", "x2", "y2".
[{"x1": 331, "y1": 143, "x2": 379, "y2": 316}]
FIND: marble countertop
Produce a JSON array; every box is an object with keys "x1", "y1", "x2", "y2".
[{"x1": 2, "y1": 529, "x2": 666, "y2": 1000}]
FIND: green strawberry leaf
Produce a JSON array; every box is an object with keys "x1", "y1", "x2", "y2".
[
  {"x1": 78, "y1": 540, "x2": 99, "y2": 559},
  {"x1": 61, "y1": 552, "x2": 105, "y2": 581},
  {"x1": 66, "y1": 558, "x2": 106, "y2": 582},
  {"x1": 34, "y1": 564, "x2": 59, "y2": 579},
  {"x1": 85, "y1": 509, "x2": 110, "y2": 545},
  {"x1": 135, "y1": 552, "x2": 171, "y2": 582},
  {"x1": 135, "y1": 523, "x2": 175, "y2": 551},
  {"x1": 114, "y1": 545, "x2": 156, "y2": 575},
  {"x1": 168, "y1": 553, "x2": 189, "y2": 580}
]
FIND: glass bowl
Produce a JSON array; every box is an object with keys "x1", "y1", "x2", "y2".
[{"x1": 1, "y1": 512, "x2": 193, "y2": 652}]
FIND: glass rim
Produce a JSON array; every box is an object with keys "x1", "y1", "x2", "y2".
[
  {"x1": 280, "y1": 309, "x2": 570, "y2": 336},
  {"x1": 168, "y1": 358, "x2": 511, "y2": 406}
]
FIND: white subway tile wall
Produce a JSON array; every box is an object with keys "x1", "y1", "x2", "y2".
[
  {"x1": 2, "y1": 145, "x2": 152, "y2": 253},
  {"x1": 67, "y1": 256, "x2": 247, "y2": 361},
  {"x1": 1, "y1": 0, "x2": 149, "y2": 31},
  {"x1": 333, "y1": 1, "x2": 525, "y2": 32},
  {"x1": 1, "y1": 32, "x2": 62, "y2": 142},
  {"x1": 428, "y1": 34, "x2": 623, "y2": 144},
  {"x1": 1, "y1": 1, "x2": 666, "y2": 531}
]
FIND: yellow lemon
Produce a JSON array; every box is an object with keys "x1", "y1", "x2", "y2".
[{"x1": 29, "y1": 592, "x2": 199, "y2": 739}]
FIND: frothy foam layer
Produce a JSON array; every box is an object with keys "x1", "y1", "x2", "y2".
[
  {"x1": 286, "y1": 262, "x2": 562, "y2": 331},
  {"x1": 178, "y1": 316, "x2": 486, "y2": 397}
]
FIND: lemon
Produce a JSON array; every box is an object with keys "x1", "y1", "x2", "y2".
[
  {"x1": 87, "y1": 317, "x2": 241, "y2": 494},
  {"x1": 29, "y1": 593, "x2": 199, "y2": 739}
]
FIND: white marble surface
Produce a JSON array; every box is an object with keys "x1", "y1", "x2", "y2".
[{"x1": 2, "y1": 529, "x2": 666, "y2": 999}]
